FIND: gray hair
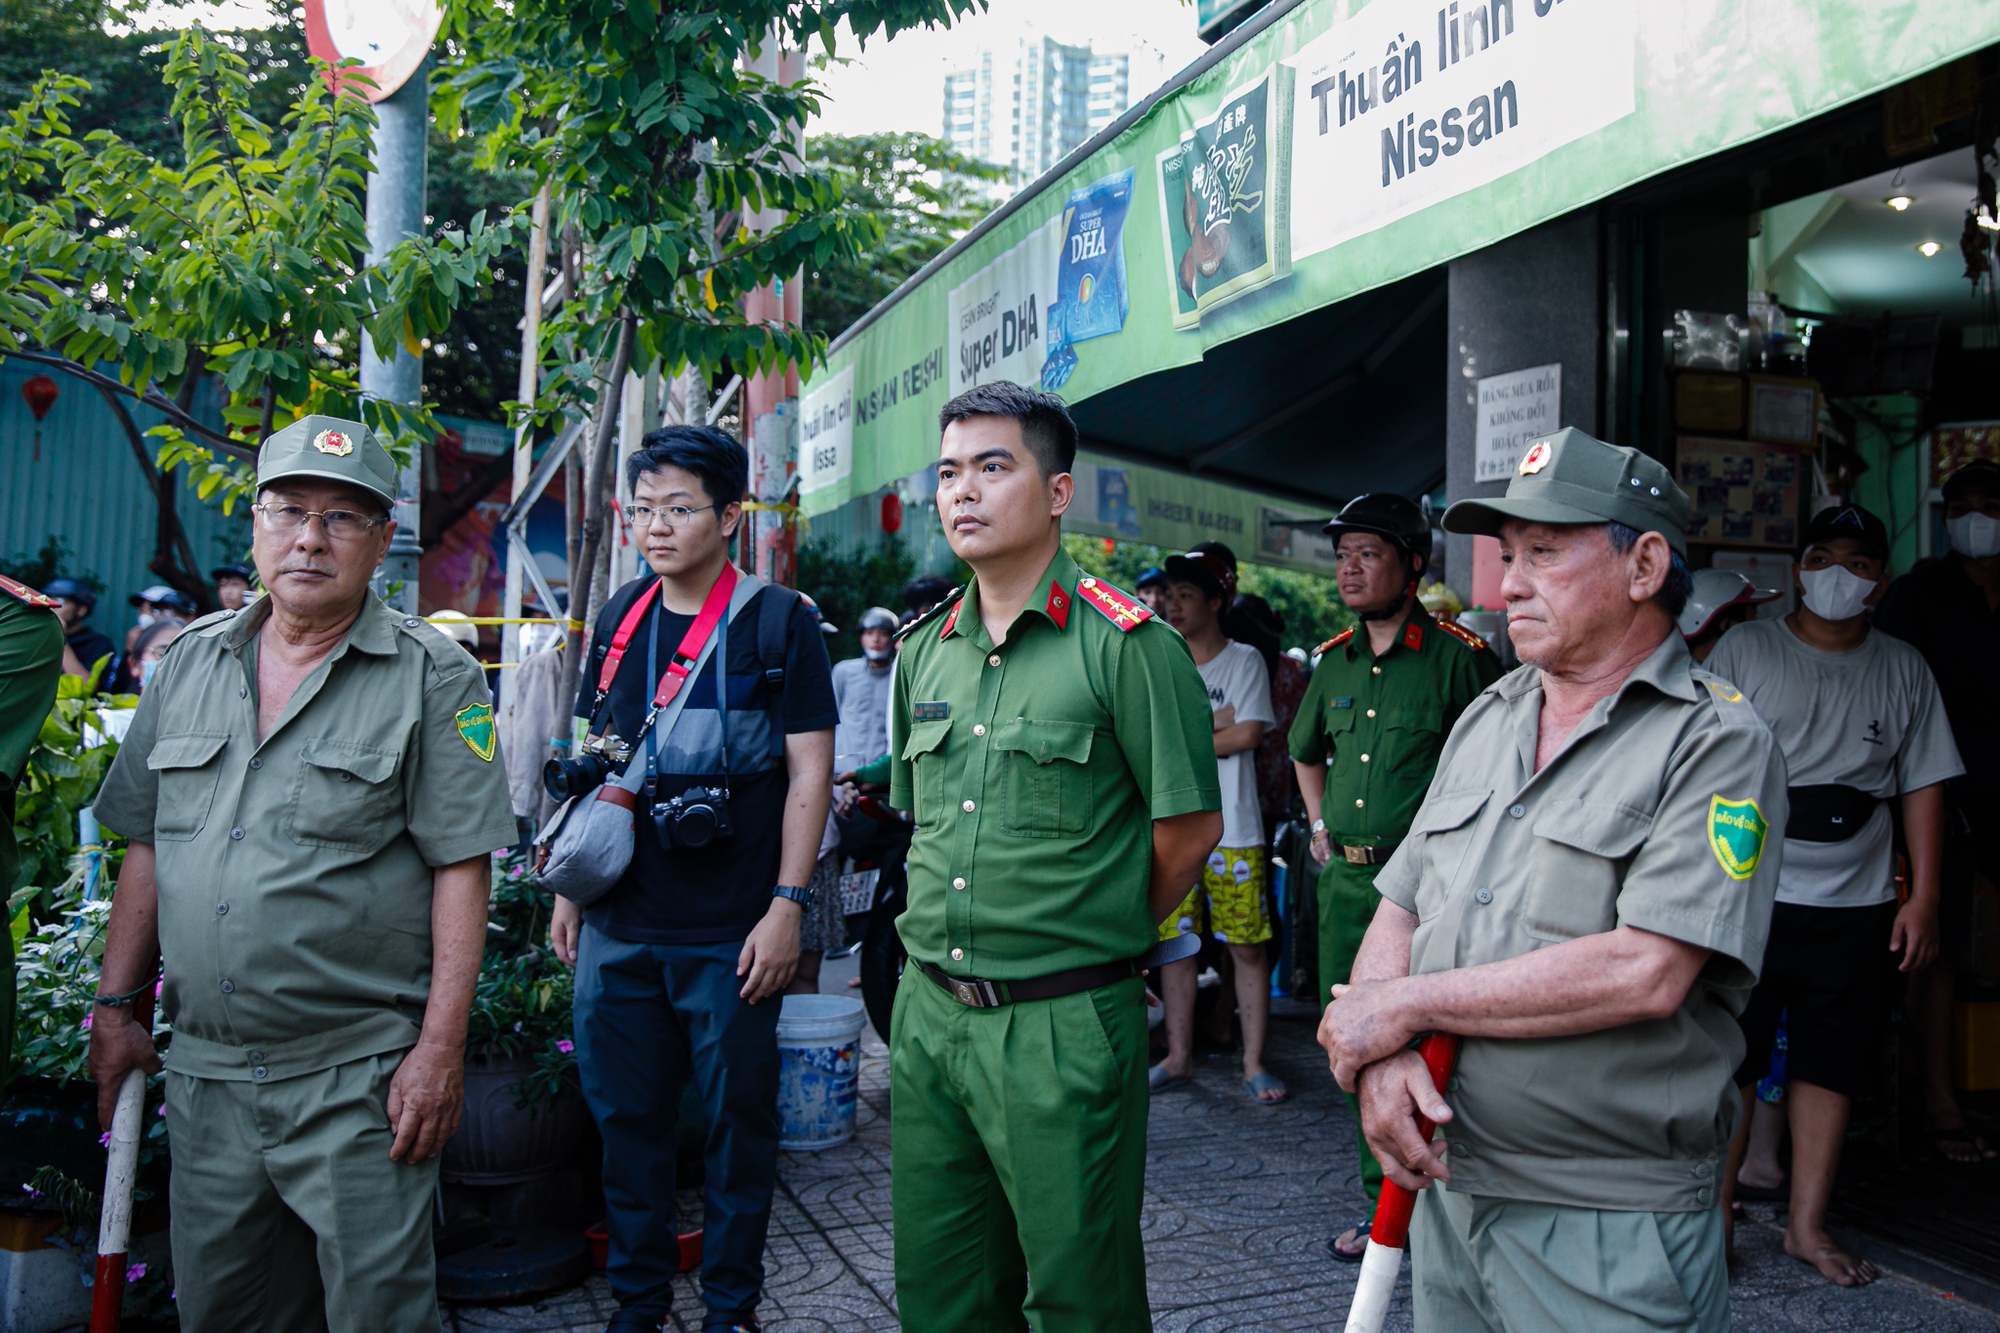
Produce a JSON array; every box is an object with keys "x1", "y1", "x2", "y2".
[{"x1": 1603, "y1": 523, "x2": 1693, "y2": 618}]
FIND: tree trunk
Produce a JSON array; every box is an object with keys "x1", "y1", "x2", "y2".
[
  {"x1": 555, "y1": 312, "x2": 637, "y2": 724},
  {"x1": 95, "y1": 383, "x2": 216, "y2": 616}
]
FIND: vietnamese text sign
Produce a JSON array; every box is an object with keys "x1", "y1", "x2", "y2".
[
  {"x1": 1475, "y1": 362, "x2": 1561, "y2": 481},
  {"x1": 1288, "y1": 0, "x2": 1636, "y2": 261},
  {"x1": 798, "y1": 365, "x2": 854, "y2": 497},
  {"x1": 1069, "y1": 454, "x2": 1340, "y2": 577}
]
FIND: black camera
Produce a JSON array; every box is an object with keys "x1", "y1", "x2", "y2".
[
  {"x1": 652, "y1": 787, "x2": 733, "y2": 849},
  {"x1": 543, "y1": 733, "x2": 633, "y2": 803}
]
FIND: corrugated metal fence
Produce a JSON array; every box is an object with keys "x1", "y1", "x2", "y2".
[{"x1": 0, "y1": 358, "x2": 249, "y2": 642}]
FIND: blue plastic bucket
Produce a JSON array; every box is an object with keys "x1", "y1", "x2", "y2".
[{"x1": 776, "y1": 995, "x2": 868, "y2": 1151}]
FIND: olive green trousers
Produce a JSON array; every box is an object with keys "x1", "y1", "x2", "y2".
[
  {"x1": 890, "y1": 967, "x2": 1151, "y2": 1333},
  {"x1": 165, "y1": 1049, "x2": 440, "y2": 1333},
  {"x1": 1411, "y1": 1183, "x2": 1729, "y2": 1332},
  {"x1": 1318, "y1": 855, "x2": 1386, "y2": 1204},
  {"x1": 0, "y1": 595, "x2": 62, "y2": 1083}
]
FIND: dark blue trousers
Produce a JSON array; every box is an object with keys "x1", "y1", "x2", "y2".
[{"x1": 574, "y1": 926, "x2": 782, "y2": 1330}]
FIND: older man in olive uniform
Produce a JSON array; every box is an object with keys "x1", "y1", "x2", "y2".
[
  {"x1": 88, "y1": 416, "x2": 518, "y2": 1333},
  {"x1": 0, "y1": 574, "x2": 65, "y2": 1081},
  {"x1": 889, "y1": 382, "x2": 1221, "y2": 1333},
  {"x1": 1290, "y1": 493, "x2": 1501, "y2": 1252},
  {"x1": 1319, "y1": 429, "x2": 1786, "y2": 1332}
]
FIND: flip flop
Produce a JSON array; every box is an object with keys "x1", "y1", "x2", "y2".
[
  {"x1": 1242, "y1": 1071, "x2": 1288, "y2": 1105},
  {"x1": 1931, "y1": 1124, "x2": 1999, "y2": 1163},
  {"x1": 1327, "y1": 1221, "x2": 1371, "y2": 1263},
  {"x1": 1149, "y1": 1064, "x2": 1193, "y2": 1094},
  {"x1": 1733, "y1": 1177, "x2": 1788, "y2": 1202}
]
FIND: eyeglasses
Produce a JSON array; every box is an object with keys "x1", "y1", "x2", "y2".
[
  {"x1": 253, "y1": 502, "x2": 385, "y2": 542},
  {"x1": 627, "y1": 503, "x2": 721, "y2": 529}
]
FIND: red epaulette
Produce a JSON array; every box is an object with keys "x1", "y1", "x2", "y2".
[
  {"x1": 0, "y1": 575, "x2": 60, "y2": 610},
  {"x1": 1075, "y1": 576, "x2": 1152, "y2": 632},
  {"x1": 1434, "y1": 619, "x2": 1488, "y2": 652},
  {"x1": 938, "y1": 597, "x2": 963, "y2": 640},
  {"x1": 1313, "y1": 628, "x2": 1354, "y2": 656}
]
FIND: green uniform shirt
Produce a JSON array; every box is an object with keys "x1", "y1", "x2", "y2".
[
  {"x1": 1373, "y1": 632, "x2": 1786, "y2": 1212},
  {"x1": 93, "y1": 594, "x2": 517, "y2": 1083},
  {"x1": 888, "y1": 549, "x2": 1219, "y2": 980},
  {"x1": 1287, "y1": 606, "x2": 1502, "y2": 844}
]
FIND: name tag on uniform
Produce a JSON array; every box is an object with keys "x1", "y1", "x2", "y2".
[
  {"x1": 913, "y1": 701, "x2": 950, "y2": 722},
  {"x1": 1332, "y1": 697, "x2": 1353, "y2": 709}
]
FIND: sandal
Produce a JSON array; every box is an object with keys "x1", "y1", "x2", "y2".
[
  {"x1": 1930, "y1": 1123, "x2": 1998, "y2": 1163},
  {"x1": 1733, "y1": 1177, "x2": 1788, "y2": 1202},
  {"x1": 1327, "y1": 1220, "x2": 1371, "y2": 1263},
  {"x1": 1149, "y1": 1064, "x2": 1193, "y2": 1094},
  {"x1": 1242, "y1": 1071, "x2": 1288, "y2": 1105}
]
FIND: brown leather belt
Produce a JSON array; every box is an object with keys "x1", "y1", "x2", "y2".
[
  {"x1": 916, "y1": 956, "x2": 1141, "y2": 1009},
  {"x1": 1334, "y1": 840, "x2": 1400, "y2": 866}
]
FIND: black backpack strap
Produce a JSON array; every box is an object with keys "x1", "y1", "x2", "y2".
[{"x1": 757, "y1": 585, "x2": 801, "y2": 755}]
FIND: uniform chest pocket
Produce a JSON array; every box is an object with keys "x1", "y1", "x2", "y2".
[
  {"x1": 147, "y1": 732, "x2": 230, "y2": 842},
  {"x1": 900, "y1": 718, "x2": 952, "y2": 827},
  {"x1": 1407, "y1": 789, "x2": 1489, "y2": 921},
  {"x1": 1524, "y1": 799, "x2": 1653, "y2": 942},
  {"x1": 992, "y1": 719, "x2": 1095, "y2": 838},
  {"x1": 289, "y1": 738, "x2": 404, "y2": 853}
]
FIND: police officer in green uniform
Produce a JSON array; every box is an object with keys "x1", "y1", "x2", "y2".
[
  {"x1": 888, "y1": 383, "x2": 1221, "y2": 1333},
  {"x1": 1289, "y1": 495, "x2": 1501, "y2": 1255},
  {"x1": 0, "y1": 574, "x2": 65, "y2": 1084},
  {"x1": 87, "y1": 416, "x2": 519, "y2": 1333}
]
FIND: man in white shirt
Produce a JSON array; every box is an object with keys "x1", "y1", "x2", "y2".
[
  {"x1": 1706, "y1": 504, "x2": 1962, "y2": 1287},
  {"x1": 831, "y1": 606, "x2": 899, "y2": 774},
  {"x1": 1150, "y1": 543, "x2": 1283, "y2": 1103}
]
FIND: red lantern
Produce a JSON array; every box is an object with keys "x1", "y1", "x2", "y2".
[
  {"x1": 22, "y1": 374, "x2": 57, "y2": 463},
  {"x1": 1102, "y1": 538, "x2": 1116, "y2": 555},
  {"x1": 880, "y1": 492, "x2": 904, "y2": 534}
]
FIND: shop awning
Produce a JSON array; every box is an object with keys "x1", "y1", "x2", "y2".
[{"x1": 799, "y1": 0, "x2": 1994, "y2": 523}]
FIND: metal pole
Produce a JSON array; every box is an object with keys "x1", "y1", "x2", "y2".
[
  {"x1": 363, "y1": 64, "x2": 431, "y2": 612},
  {"x1": 501, "y1": 185, "x2": 552, "y2": 700}
]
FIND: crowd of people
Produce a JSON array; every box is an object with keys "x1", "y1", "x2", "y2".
[
  {"x1": 40, "y1": 562, "x2": 259, "y2": 695},
  {"x1": 20, "y1": 389, "x2": 1989, "y2": 1333}
]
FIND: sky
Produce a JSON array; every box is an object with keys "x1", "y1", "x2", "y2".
[{"x1": 809, "y1": 0, "x2": 1211, "y2": 139}]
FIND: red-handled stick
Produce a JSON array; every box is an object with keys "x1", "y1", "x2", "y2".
[
  {"x1": 89, "y1": 978, "x2": 156, "y2": 1333},
  {"x1": 1341, "y1": 1032, "x2": 1461, "y2": 1333}
]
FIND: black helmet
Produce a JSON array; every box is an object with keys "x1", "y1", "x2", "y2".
[
  {"x1": 1323, "y1": 493, "x2": 1433, "y2": 569},
  {"x1": 42, "y1": 577, "x2": 95, "y2": 607}
]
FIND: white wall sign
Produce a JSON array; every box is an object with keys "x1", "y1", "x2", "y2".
[
  {"x1": 1475, "y1": 361, "x2": 1561, "y2": 481},
  {"x1": 1287, "y1": 0, "x2": 1636, "y2": 262},
  {"x1": 798, "y1": 365, "x2": 854, "y2": 496},
  {"x1": 945, "y1": 216, "x2": 1063, "y2": 393}
]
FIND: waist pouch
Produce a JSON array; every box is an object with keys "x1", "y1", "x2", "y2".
[{"x1": 1785, "y1": 784, "x2": 1879, "y2": 843}]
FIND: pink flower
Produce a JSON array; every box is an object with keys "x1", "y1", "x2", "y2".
[
  {"x1": 555, "y1": 1040, "x2": 574, "y2": 1054},
  {"x1": 156, "y1": 1104, "x2": 166, "y2": 1117},
  {"x1": 81, "y1": 1013, "x2": 92, "y2": 1030},
  {"x1": 125, "y1": 1262, "x2": 146, "y2": 1283},
  {"x1": 154, "y1": 979, "x2": 163, "y2": 996},
  {"x1": 99, "y1": 1132, "x2": 111, "y2": 1147}
]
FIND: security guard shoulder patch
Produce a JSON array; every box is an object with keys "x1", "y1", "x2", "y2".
[
  {"x1": 455, "y1": 701, "x2": 497, "y2": 761},
  {"x1": 1433, "y1": 619, "x2": 1488, "y2": 653},
  {"x1": 1694, "y1": 671, "x2": 1763, "y2": 727},
  {"x1": 1707, "y1": 795, "x2": 1767, "y2": 881},
  {"x1": 1076, "y1": 576, "x2": 1152, "y2": 631},
  {"x1": 1314, "y1": 628, "x2": 1355, "y2": 656}
]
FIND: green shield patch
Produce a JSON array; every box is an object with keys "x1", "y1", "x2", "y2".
[
  {"x1": 455, "y1": 701, "x2": 497, "y2": 762},
  {"x1": 1708, "y1": 795, "x2": 1767, "y2": 881}
]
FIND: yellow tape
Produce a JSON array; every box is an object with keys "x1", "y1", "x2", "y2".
[{"x1": 422, "y1": 617, "x2": 567, "y2": 626}]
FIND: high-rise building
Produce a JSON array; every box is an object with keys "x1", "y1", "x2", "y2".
[{"x1": 942, "y1": 32, "x2": 1139, "y2": 195}]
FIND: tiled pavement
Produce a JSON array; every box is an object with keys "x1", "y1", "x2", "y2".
[{"x1": 444, "y1": 998, "x2": 1999, "y2": 1333}]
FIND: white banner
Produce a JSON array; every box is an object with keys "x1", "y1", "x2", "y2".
[
  {"x1": 1475, "y1": 361, "x2": 1561, "y2": 481},
  {"x1": 946, "y1": 216, "x2": 1063, "y2": 393},
  {"x1": 1287, "y1": 0, "x2": 1636, "y2": 261},
  {"x1": 798, "y1": 364, "x2": 855, "y2": 496}
]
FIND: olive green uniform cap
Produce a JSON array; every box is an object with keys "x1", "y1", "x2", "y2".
[
  {"x1": 1442, "y1": 427, "x2": 1691, "y2": 555},
  {"x1": 257, "y1": 414, "x2": 399, "y2": 509}
]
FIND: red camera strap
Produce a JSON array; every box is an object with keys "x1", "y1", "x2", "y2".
[{"x1": 652, "y1": 564, "x2": 739, "y2": 708}]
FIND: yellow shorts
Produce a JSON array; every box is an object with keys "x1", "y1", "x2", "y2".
[{"x1": 1156, "y1": 845, "x2": 1272, "y2": 946}]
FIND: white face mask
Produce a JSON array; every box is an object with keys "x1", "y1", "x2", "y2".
[
  {"x1": 863, "y1": 647, "x2": 893, "y2": 664},
  {"x1": 1798, "y1": 564, "x2": 1877, "y2": 622},
  {"x1": 135, "y1": 611, "x2": 156, "y2": 629},
  {"x1": 1947, "y1": 511, "x2": 2000, "y2": 559}
]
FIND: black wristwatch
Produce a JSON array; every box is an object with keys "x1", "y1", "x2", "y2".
[{"x1": 773, "y1": 883, "x2": 815, "y2": 909}]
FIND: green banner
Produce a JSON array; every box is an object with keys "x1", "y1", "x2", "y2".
[
  {"x1": 1070, "y1": 451, "x2": 1344, "y2": 575},
  {"x1": 800, "y1": 0, "x2": 1998, "y2": 518}
]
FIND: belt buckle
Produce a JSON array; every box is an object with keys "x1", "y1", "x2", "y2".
[
  {"x1": 952, "y1": 980, "x2": 980, "y2": 1006},
  {"x1": 1343, "y1": 844, "x2": 1373, "y2": 865}
]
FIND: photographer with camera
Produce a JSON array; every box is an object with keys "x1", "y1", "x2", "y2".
[{"x1": 548, "y1": 426, "x2": 836, "y2": 1333}]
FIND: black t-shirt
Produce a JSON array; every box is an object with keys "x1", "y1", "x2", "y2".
[
  {"x1": 1875, "y1": 556, "x2": 2000, "y2": 814},
  {"x1": 574, "y1": 576, "x2": 837, "y2": 945},
  {"x1": 67, "y1": 627, "x2": 117, "y2": 676}
]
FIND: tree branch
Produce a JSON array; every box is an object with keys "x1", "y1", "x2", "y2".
[
  {"x1": 556, "y1": 310, "x2": 635, "y2": 717},
  {"x1": 93, "y1": 382, "x2": 216, "y2": 615},
  {"x1": 9, "y1": 350, "x2": 255, "y2": 459}
]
